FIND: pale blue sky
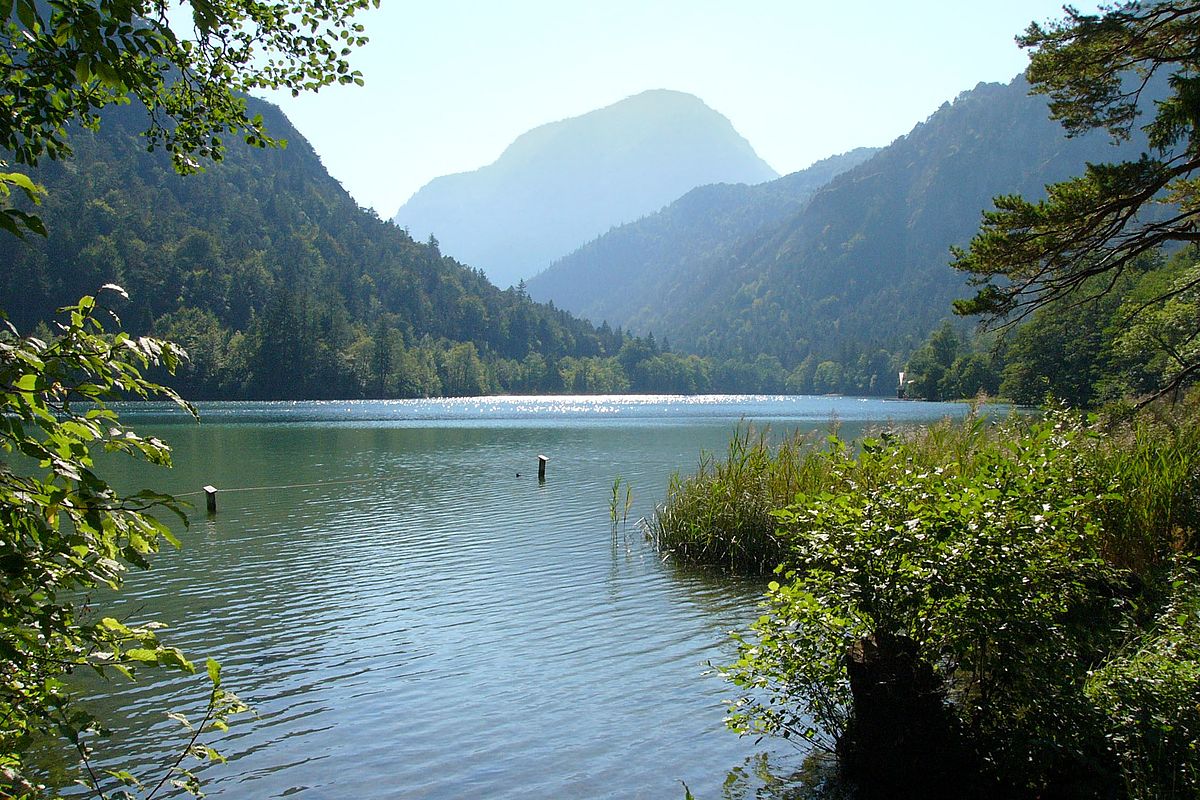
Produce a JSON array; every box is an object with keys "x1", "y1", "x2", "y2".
[{"x1": 261, "y1": 2, "x2": 1093, "y2": 216}]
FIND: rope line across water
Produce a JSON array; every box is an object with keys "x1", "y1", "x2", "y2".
[{"x1": 175, "y1": 475, "x2": 388, "y2": 498}]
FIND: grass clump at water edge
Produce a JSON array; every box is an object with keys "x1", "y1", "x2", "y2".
[
  {"x1": 648, "y1": 415, "x2": 1000, "y2": 574},
  {"x1": 647, "y1": 425, "x2": 837, "y2": 573}
]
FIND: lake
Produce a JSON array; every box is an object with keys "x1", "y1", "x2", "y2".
[{"x1": 80, "y1": 395, "x2": 983, "y2": 799}]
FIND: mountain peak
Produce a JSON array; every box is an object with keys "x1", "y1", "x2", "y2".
[
  {"x1": 393, "y1": 91, "x2": 777, "y2": 288},
  {"x1": 594, "y1": 88, "x2": 723, "y2": 115}
]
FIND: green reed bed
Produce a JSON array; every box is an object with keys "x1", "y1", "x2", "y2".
[
  {"x1": 648, "y1": 426, "x2": 834, "y2": 573},
  {"x1": 649, "y1": 413, "x2": 1003, "y2": 574},
  {"x1": 1087, "y1": 395, "x2": 1200, "y2": 573},
  {"x1": 652, "y1": 403, "x2": 1200, "y2": 580}
]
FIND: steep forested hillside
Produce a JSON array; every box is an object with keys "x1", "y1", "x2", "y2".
[
  {"x1": 392, "y1": 89, "x2": 778, "y2": 289},
  {"x1": 0, "y1": 99, "x2": 626, "y2": 399},
  {"x1": 529, "y1": 77, "x2": 1149, "y2": 394},
  {"x1": 4, "y1": 78, "x2": 1155, "y2": 399},
  {"x1": 526, "y1": 147, "x2": 878, "y2": 323}
]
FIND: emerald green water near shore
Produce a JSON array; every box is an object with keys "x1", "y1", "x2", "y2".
[{"x1": 80, "y1": 395, "x2": 976, "y2": 799}]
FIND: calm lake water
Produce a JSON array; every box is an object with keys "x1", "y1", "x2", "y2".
[{"x1": 80, "y1": 395, "x2": 984, "y2": 799}]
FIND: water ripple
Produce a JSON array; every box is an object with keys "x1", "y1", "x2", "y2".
[{"x1": 63, "y1": 401, "x2": 926, "y2": 798}]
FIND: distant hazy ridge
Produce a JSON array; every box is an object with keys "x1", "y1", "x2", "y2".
[
  {"x1": 392, "y1": 89, "x2": 778, "y2": 288},
  {"x1": 526, "y1": 147, "x2": 880, "y2": 322}
]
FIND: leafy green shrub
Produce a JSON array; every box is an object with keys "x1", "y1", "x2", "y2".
[
  {"x1": 724, "y1": 415, "x2": 1134, "y2": 795},
  {"x1": 0, "y1": 290, "x2": 246, "y2": 797},
  {"x1": 660, "y1": 402, "x2": 1200, "y2": 795}
]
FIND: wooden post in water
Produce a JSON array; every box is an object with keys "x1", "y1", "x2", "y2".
[
  {"x1": 537, "y1": 455, "x2": 549, "y2": 482},
  {"x1": 204, "y1": 485, "x2": 218, "y2": 514}
]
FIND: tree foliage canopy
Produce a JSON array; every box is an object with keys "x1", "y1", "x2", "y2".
[
  {"x1": 953, "y1": 1, "x2": 1200, "y2": 398},
  {"x1": 3, "y1": 0, "x2": 374, "y2": 166},
  {"x1": 0, "y1": 289, "x2": 249, "y2": 797},
  {"x1": 1, "y1": 0, "x2": 376, "y2": 236}
]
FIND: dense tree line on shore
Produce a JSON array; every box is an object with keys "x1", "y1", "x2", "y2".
[
  {"x1": 0, "y1": 100, "x2": 613, "y2": 397},
  {"x1": 903, "y1": 246, "x2": 1200, "y2": 404},
  {"x1": 1, "y1": 100, "x2": 916, "y2": 399}
]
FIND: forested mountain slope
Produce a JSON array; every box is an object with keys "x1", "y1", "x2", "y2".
[
  {"x1": 392, "y1": 89, "x2": 778, "y2": 289},
  {"x1": 530, "y1": 77, "x2": 1148, "y2": 392},
  {"x1": 0, "y1": 99, "x2": 624, "y2": 399},
  {"x1": 526, "y1": 147, "x2": 879, "y2": 322}
]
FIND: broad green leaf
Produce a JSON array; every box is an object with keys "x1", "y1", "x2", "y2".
[{"x1": 206, "y1": 657, "x2": 221, "y2": 687}]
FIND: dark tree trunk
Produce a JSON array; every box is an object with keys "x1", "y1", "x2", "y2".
[{"x1": 837, "y1": 631, "x2": 985, "y2": 799}]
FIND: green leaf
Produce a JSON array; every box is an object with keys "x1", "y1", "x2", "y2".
[
  {"x1": 0, "y1": 171, "x2": 43, "y2": 197},
  {"x1": 206, "y1": 657, "x2": 221, "y2": 687},
  {"x1": 15, "y1": 0, "x2": 38, "y2": 31},
  {"x1": 157, "y1": 647, "x2": 195, "y2": 672}
]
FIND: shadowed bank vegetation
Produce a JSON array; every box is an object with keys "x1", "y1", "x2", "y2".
[{"x1": 654, "y1": 397, "x2": 1200, "y2": 798}]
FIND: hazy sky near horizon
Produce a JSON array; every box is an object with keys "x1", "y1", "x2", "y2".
[{"x1": 261, "y1": 1, "x2": 1096, "y2": 216}]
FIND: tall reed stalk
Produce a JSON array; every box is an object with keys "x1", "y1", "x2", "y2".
[{"x1": 1088, "y1": 394, "x2": 1200, "y2": 572}]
